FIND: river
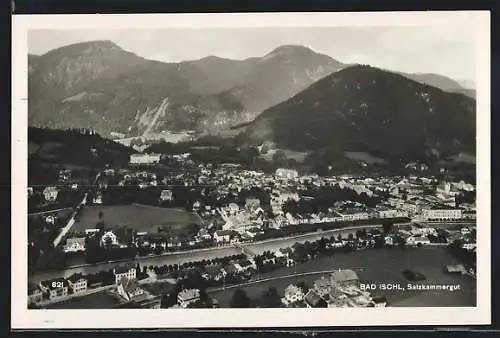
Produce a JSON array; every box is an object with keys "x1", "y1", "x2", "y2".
[{"x1": 29, "y1": 225, "x2": 384, "y2": 283}]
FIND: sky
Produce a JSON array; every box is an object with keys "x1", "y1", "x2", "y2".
[{"x1": 28, "y1": 27, "x2": 477, "y2": 85}]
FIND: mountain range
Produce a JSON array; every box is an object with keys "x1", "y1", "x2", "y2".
[
  {"x1": 242, "y1": 65, "x2": 475, "y2": 162},
  {"x1": 28, "y1": 40, "x2": 474, "y2": 140}
]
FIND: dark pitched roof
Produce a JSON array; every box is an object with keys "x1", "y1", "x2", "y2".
[
  {"x1": 114, "y1": 264, "x2": 136, "y2": 274},
  {"x1": 304, "y1": 290, "x2": 327, "y2": 308},
  {"x1": 119, "y1": 277, "x2": 141, "y2": 294},
  {"x1": 238, "y1": 259, "x2": 253, "y2": 268},
  {"x1": 67, "y1": 273, "x2": 86, "y2": 283}
]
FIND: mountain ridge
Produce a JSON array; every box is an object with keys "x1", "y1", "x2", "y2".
[
  {"x1": 242, "y1": 64, "x2": 475, "y2": 163},
  {"x1": 28, "y1": 40, "x2": 474, "y2": 138}
]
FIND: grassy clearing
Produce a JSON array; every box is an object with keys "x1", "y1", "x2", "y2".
[{"x1": 73, "y1": 204, "x2": 202, "y2": 236}]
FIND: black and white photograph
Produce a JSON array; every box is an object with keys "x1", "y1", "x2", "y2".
[{"x1": 12, "y1": 11, "x2": 490, "y2": 328}]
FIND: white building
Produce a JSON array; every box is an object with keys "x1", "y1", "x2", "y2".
[
  {"x1": 101, "y1": 231, "x2": 119, "y2": 246},
  {"x1": 39, "y1": 278, "x2": 69, "y2": 300},
  {"x1": 160, "y1": 189, "x2": 173, "y2": 201},
  {"x1": 85, "y1": 228, "x2": 100, "y2": 235},
  {"x1": 410, "y1": 227, "x2": 437, "y2": 236},
  {"x1": 113, "y1": 265, "x2": 137, "y2": 284},
  {"x1": 63, "y1": 237, "x2": 86, "y2": 253},
  {"x1": 129, "y1": 153, "x2": 161, "y2": 165},
  {"x1": 67, "y1": 274, "x2": 88, "y2": 294},
  {"x1": 378, "y1": 209, "x2": 407, "y2": 219},
  {"x1": 177, "y1": 289, "x2": 200, "y2": 308},
  {"x1": 336, "y1": 211, "x2": 370, "y2": 222},
  {"x1": 422, "y1": 209, "x2": 462, "y2": 221},
  {"x1": 110, "y1": 131, "x2": 126, "y2": 139},
  {"x1": 275, "y1": 168, "x2": 299, "y2": 180},
  {"x1": 406, "y1": 236, "x2": 431, "y2": 246},
  {"x1": 43, "y1": 186, "x2": 59, "y2": 202},
  {"x1": 213, "y1": 230, "x2": 237, "y2": 243},
  {"x1": 116, "y1": 277, "x2": 144, "y2": 302}
]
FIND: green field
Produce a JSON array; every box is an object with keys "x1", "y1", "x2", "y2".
[
  {"x1": 209, "y1": 247, "x2": 476, "y2": 308},
  {"x1": 73, "y1": 204, "x2": 202, "y2": 236}
]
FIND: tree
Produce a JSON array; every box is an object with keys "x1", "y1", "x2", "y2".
[
  {"x1": 272, "y1": 150, "x2": 287, "y2": 166},
  {"x1": 230, "y1": 289, "x2": 252, "y2": 308},
  {"x1": 383, "y1": 222, "x2": 394, "y2": 234},
  {"x1": 260, "y1": 287, "x2": 282, "y2": 308}
]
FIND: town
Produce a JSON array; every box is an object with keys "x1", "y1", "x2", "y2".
[{"x1": 27, "y1": 148, "x2": 477, "y2": 309}]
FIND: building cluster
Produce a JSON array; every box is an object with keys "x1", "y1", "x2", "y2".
[
  {"x1": 282, "y1": 270, "x2": 387, "y2": 308},
  {"x1": 59, "y1": 159, "x2": 477, "y2": 256},
  {"x1": 29, "y1": 265, "x2": 161, "y2": 309}
]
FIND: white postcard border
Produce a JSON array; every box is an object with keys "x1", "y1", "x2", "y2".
[{"x1": 12, "y1": 11, "x2": 491, "y2": 329}]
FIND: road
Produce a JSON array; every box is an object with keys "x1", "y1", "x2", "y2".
[
  {"x1": 52, "y1": 193, "x2": 88, "y2": 247},
  {"x1": 207, "y1": 269, "x2": 354, "y2": 293},
  {"x1": 29, "y1": 224, "x2": 384, "y2": 283},
  {"x1": 28, "y1": 207, "x2": 73, "y2": 217}
]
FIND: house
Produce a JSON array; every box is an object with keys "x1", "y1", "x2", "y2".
[
  {"x1": 202, "y1": 265, "x2": 225, "y2": 281},
  {"x1": 406, "y1": 236, "x2": 431, "y2": 246},
  {"x1": 101, "y1": 231, "x2": 119, "y2": 247},
  {"x1": 213, "y1": 230, "x2": 238, "y2": 243},
  {"x1": 45, "y1": 215, "x2": 56, "y2": 225},
  {"x1": 67, "y1": 273, "x2": 88, "y2": 294},
  {"x1": 461, "y1": 227, "x2": 472, "y2": 236},
  {"x1": 93, "y1": 194, "x2": 103, "y2": 204},
  {"x1": 196, "y1": 228, "x2": 212, "y2": 242},
  {"x1": 335, "y1": 208, "x2": 370, "y2": 222},
  {"x1": 270, "y1": 215, "x2": 288, "y2": 229},
  {"x1": 384, "y1": 236, "x2": 394, "y2": 246},
  {"x1": 304, "y1": 290, "x2": 328, "y2": 308},
  {"x1": 275, "y1": 247, "x2": 293, "y2": 259},
  {"x1": 43, "y1": 186, "x2": 59, "y2": 202},
  {"x1": 39, "y1": 278, "x2": 69, "y2": 300},
  {"x1": 410, "y1": 226, "x2": 437, "y2": 236},
  {"x1": 275, "y1": 168, "x2": 299, "y2": 180},
  {"x1": 160, "y1": 189, "x2": 173, "y2": 202},
  {"x1": 177, "y1": 288, "x2": 200, "y2": 308},
  {"x1": 245, "y1": 227, "x2": 263, "y2": 238},
  {"x1": 117, "y1": 277, "x2": 144, "y2": 302},
  {"x1": 234, "y1": 259, "x2": 256, "y2": 273},
  {"x1": 28, "y1": 283, "x2": 43, "y2": 305},
  {"x1": 331, "y1": 269, "x2": 359, "y2": 288},
  {"x1": 444, "y1": 264, "x2": 467, "y2": 274},
  {"x1": 129, "y1": 153, "x2": 161, "y2": 165},
  {"x1": 282, "y1": 284, "x2": 305, "y2": 305},
  {"x1": 462, "y1": 243, "x2": 477, "y2": 251},
  {"x1": 422, "y1": 208, "x2": 462, "y2": 221},
  {"x1": 85, "y1": 228, "x2": 100, "y2": 235},
  {"x1": 114, "y1": 265, "x2": 137, "y2": 284},
  {"x1": 63, "y1": 237, "x2": 86, "y2": 253}
]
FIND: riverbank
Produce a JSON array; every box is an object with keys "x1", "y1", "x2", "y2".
[
  {"x1": 29, "y1": 223, "x2": 385, "y2": 283},
  {"x1": 208, "y1": 246, "x2": 476, "y2": 308}
]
